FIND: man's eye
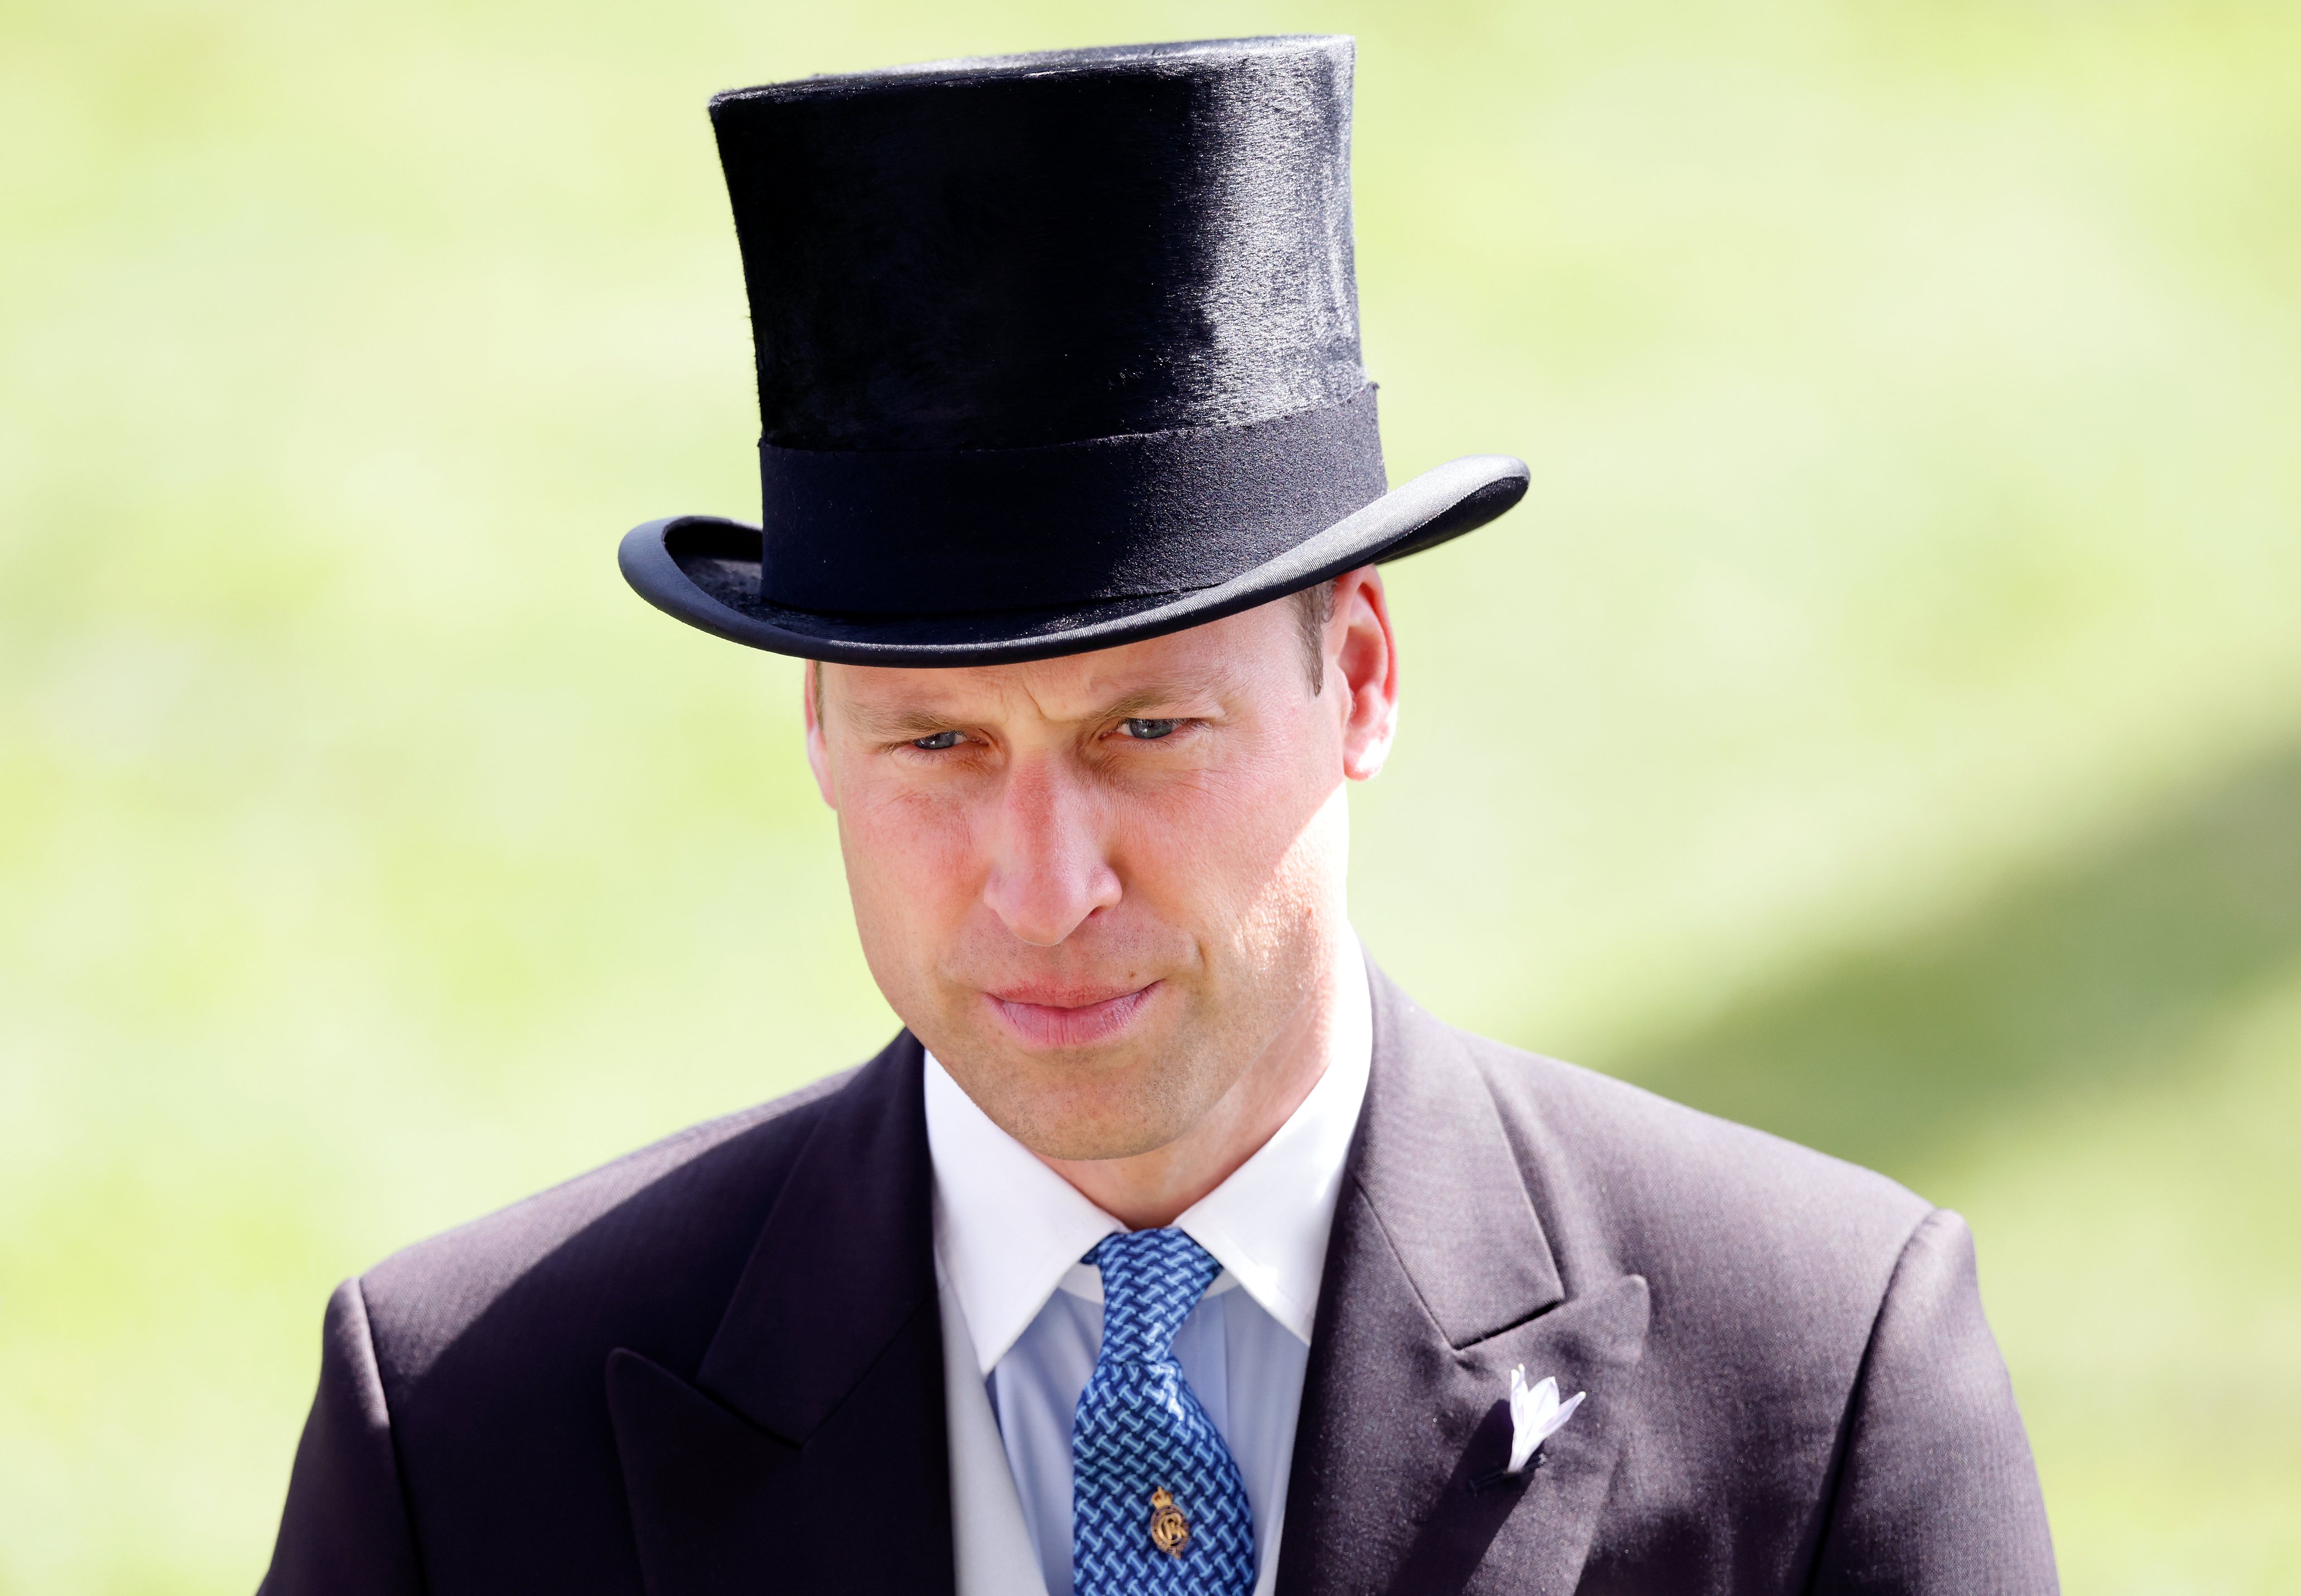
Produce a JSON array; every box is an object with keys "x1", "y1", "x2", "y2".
[
  {"x1": 911, "y1": 731, "x2": 965, "y2": 751},
  {"x1": 1120, "y1": 718, "x2": 1183, "y2": 741}
]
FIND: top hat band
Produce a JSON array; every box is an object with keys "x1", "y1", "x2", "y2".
[{"x1": 756, "y1": 385, "x2": 1386, "y2": 618}]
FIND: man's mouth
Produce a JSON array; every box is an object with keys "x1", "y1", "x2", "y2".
[{"x1": 983, "y1": 980, "x2": 1161, "y2": 1049}]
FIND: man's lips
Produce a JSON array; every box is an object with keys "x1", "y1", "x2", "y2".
[{"x1": 984, "y1": 981, "x2": 1161, "y2": 1048}]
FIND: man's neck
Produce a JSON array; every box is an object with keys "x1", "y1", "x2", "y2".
[{"x1": 1035, "y1": 932, "x2": 1367, "y2": 1229}]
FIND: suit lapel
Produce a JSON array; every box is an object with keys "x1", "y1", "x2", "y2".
[
  {"x1": 606, "y1": 1034, "x2": 954, "y2": 1596},
  {"x1": 1277, "y1": 972, "x2": 1651, "y2": 1596}
]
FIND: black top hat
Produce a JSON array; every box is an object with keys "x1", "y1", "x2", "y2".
[{"x1": 619, "y1": 36, "x2": 1527, "y2": 665}]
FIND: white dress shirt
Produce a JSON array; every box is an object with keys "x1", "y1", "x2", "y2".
[{"x1": 928, "y1": 938, "x2": 1373, "y2": 1596}]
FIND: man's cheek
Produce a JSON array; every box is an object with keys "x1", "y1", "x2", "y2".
[
  {"x1": 847, "y1": 779, "x2": 970, "y2": 869},
  {"x1": 858, "y1": 803, "x2": 984, "y2": 954}
]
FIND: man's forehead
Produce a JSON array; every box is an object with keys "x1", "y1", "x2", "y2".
[
  {"x1": 829, "y1": 655, "x2": 1240, "y2": 723},
  {"x1": 824, "y1": 608, "x2": 1285, "y2": 723}
]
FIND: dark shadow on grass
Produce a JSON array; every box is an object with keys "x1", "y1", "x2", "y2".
[{"x1": 1591, "y1": 740, "x2": 2301, "y2": 1184}]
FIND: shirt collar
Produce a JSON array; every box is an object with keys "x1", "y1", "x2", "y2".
[{"x1": 927, "y1": 932, "x2": 1374, "y2": 1375}]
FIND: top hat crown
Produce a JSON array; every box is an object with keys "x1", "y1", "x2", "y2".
[
  {"x1": 619, "y1": 36, "x2": 1527, "y2": 665},
  {"x1": 725, "y1": 35, "x2": 1366, "y2": 453}
]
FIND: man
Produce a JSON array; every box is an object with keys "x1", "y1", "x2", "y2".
[{"x1": 261, "y1": 36, "x2": 2057, "y2": 1596}]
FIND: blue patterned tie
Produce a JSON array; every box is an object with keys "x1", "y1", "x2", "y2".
[{"x1": 1072, "y1": 1229, "x2": 1256, "y2": 1596}]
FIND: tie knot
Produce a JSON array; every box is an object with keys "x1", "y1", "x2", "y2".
[{"x1": 1087, "y1": 1228, "x2": 1221, "y2": 1363}]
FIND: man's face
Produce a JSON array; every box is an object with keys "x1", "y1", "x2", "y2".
[{"x1": 806, "y1": 580, "x2": 1394, "y2": 1163}]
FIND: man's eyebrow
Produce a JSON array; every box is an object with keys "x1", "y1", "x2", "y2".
[
  {"x1": 836, "y1": 702, "x2": 967, "y2": 741},
  {"x1": 1094, "y1": 675, "x2": 1236, "y2": 720}
]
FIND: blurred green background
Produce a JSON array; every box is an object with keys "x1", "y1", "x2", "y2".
[{"x1": 4, "y1": 0, "x2": 2298, "y2": 1588}]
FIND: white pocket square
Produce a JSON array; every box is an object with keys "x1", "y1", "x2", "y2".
[{"x1": 1507, "y1": 1365, "x2": 1586, "y2": 1473}]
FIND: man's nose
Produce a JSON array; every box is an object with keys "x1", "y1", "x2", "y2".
[{"x1": 980, "y1": 758, "x2": 1122, "y2": 947}]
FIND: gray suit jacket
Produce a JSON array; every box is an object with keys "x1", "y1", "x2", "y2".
[{"x1": 261, "y1": 968, "x2": 2056, "y2": 1594}]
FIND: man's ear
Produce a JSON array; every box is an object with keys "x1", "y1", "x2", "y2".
[
  {"x1": 802, "y1": 661, "x2": 837, "y2": 809},
  {"x1": 1329, "y1": 566, "x2": 1399, "y2": 781}
]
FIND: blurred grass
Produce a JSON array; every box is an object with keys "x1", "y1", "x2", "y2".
[{"x1": 3, "y1": 0, "x2": 2298, "y2": 1590}]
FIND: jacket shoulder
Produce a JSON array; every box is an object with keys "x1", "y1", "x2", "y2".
[
  {"x1": 1469, "y1": 1028, "x2": 1929, "y2": 1238},
  {"x1": 1453, "y1": 1024, "x2": 1935, "y2": 1343}
]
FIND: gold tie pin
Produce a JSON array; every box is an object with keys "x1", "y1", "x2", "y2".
[{"x1": 1147, "y1": 1487, "x2": 1189, "y2": 1556}]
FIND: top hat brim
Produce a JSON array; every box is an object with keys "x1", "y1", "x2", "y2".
[{"x1": 618, "y1": 453, "x2": 1528, "y2": 668}]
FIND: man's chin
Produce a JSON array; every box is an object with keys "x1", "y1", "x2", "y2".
[
  {"x1": 976, "y1": 1068, "x2": 1201, "y2": 1165},
  {"x1": 928, "y1": 1009, "x2": 1205, "y2": 1162}
]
